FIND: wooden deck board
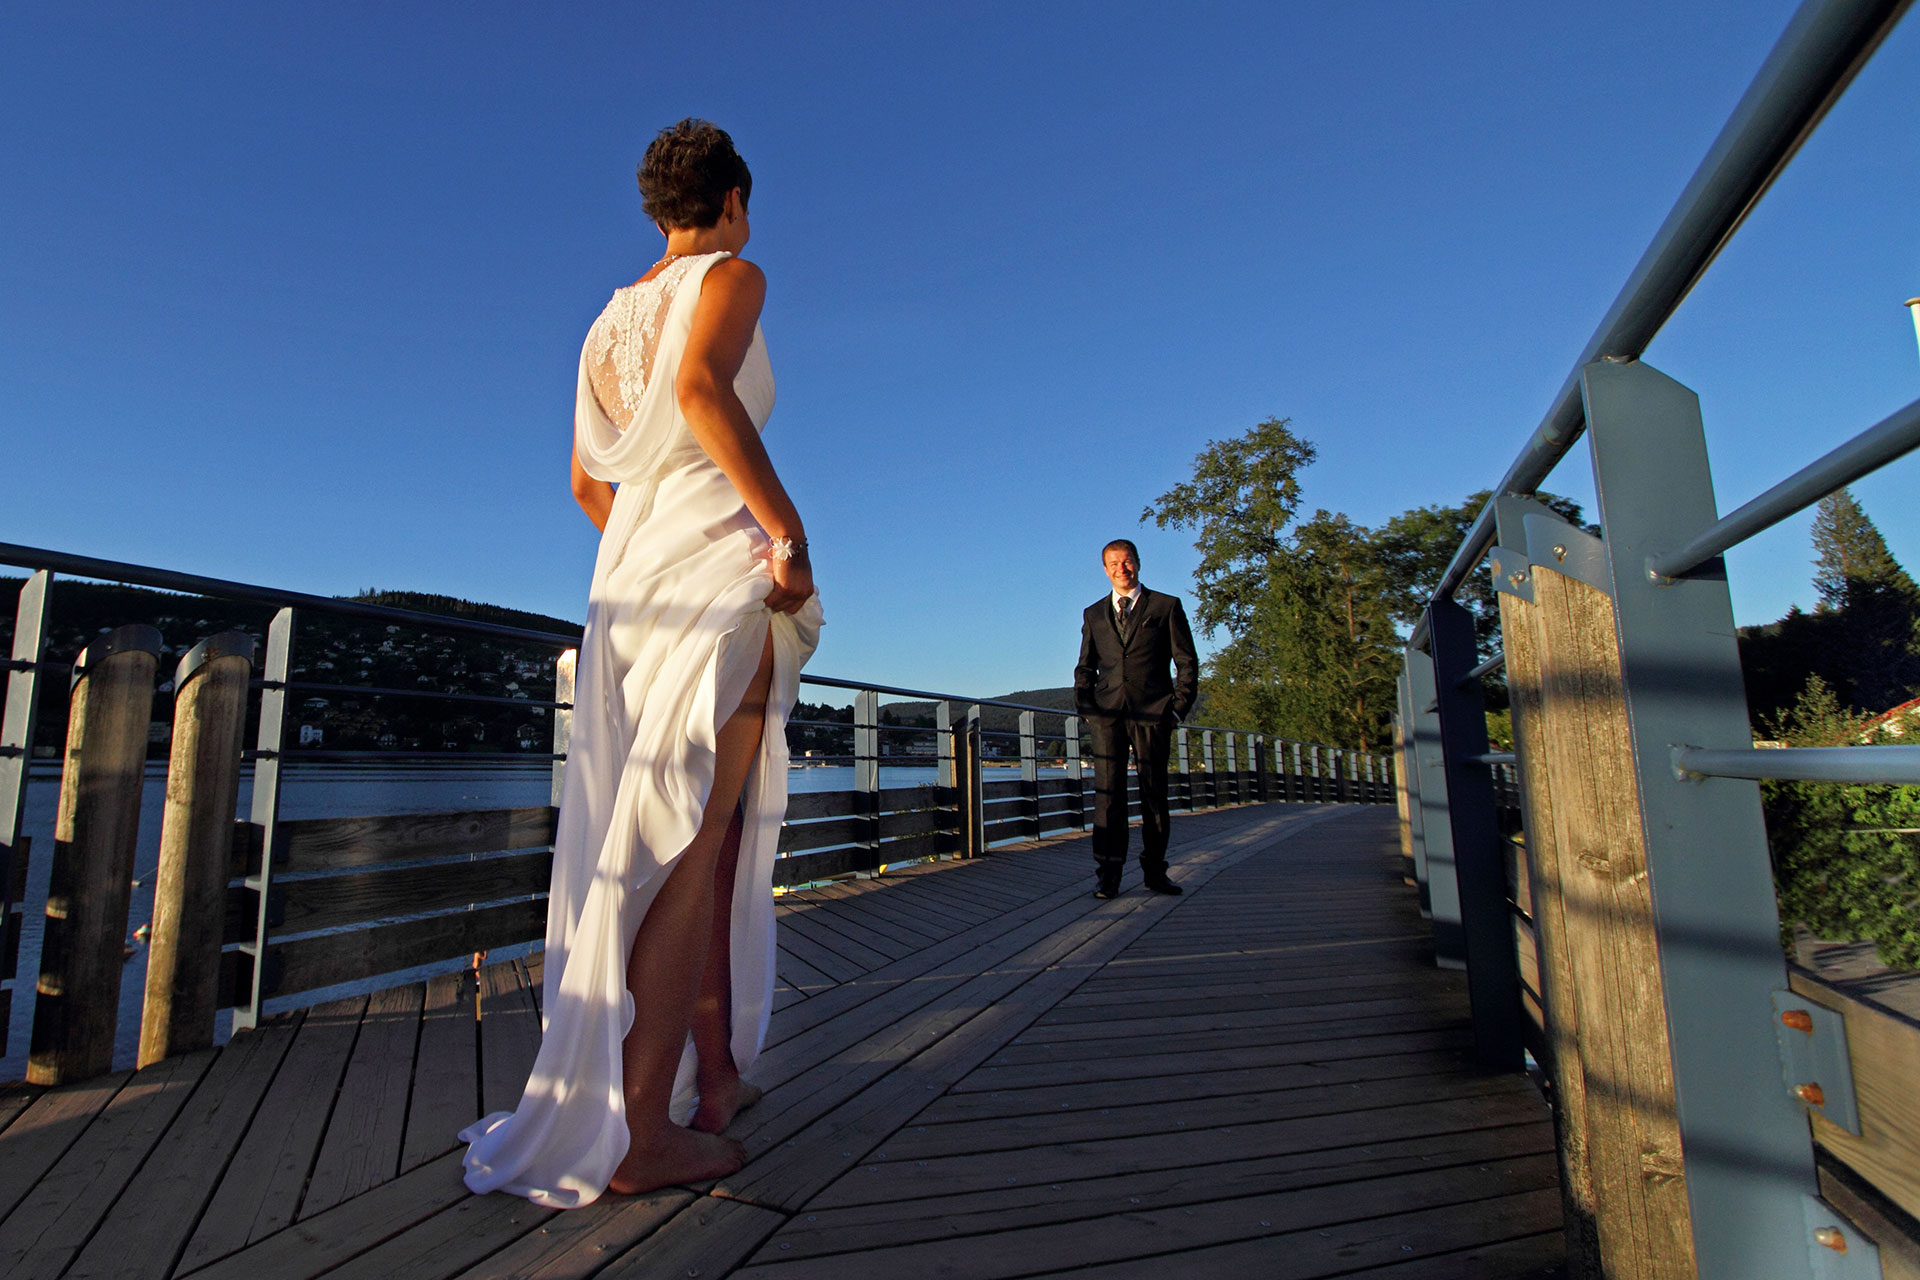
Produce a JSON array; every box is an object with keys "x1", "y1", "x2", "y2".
[
  {"x1": 0, "y1": 803, "x2": 1562, "y2": 1278},
  {"x1": 64, "y1": 1019, "x2": 299, "y2": 1280},
  {"x1": 177, "y1": 999, "x2": 363, "y2": 1269},
  {"x1": 301, "y1": 983, "x2": 424, "y2": 1219}
]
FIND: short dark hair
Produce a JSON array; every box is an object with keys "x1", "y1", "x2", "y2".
[
  {"x1": 637, "y1": 119, "x2": 753, "y2": 231},
  {"x1": 1102, "y1": 538, "x2": 1140, "y2": 563}
]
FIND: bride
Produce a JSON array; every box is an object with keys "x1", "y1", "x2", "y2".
[{"x1": 462, "y1": 119, "x2": 821, "y2": 1204}]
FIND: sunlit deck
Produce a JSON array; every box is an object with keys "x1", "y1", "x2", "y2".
[{"x1": 0, "y1": 803, "x2": 1561, "y2": 1279}]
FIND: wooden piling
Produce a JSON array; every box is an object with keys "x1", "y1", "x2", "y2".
[
  {"x1": 28, "y1": 624, "x2": 162, "y2": 1085},
  {"x1": 140, "y1": 632, "x2": 254, "y2": 1067},
  {"x1": 1511, "y1": 563, "x2": 1695, "y2": 1277}
]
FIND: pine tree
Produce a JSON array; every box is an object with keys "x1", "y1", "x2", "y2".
[
  {"x1": 1811, "y1": 488, "x2": 1917, "y2": 610},
  {"x1": 1807, "y1": 489, "x2": 1920, "y2": 712}
]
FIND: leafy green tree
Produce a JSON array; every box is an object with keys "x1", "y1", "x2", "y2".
[
  {"x1": 1370, "y1": 488, "x2": 1585, "y2": 660},
  {"x1": 1763, "y1": 676, "x2": 1920, "y2": 968},
  {"x1": 1141, "y1": 417, "x2": 1315, "y2": 635}
]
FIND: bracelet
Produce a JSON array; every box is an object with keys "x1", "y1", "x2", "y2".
[{"x1": 769, "y1": 536, "x2": 809, "y2": 563}]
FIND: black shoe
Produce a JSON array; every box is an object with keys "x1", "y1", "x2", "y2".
[
  {"x1": 1143, "y1": 878, "x2": 1183, "y2": 895},
  {"x1": 1094, "y1": 873, "x2": 1121, "y2": 900}
]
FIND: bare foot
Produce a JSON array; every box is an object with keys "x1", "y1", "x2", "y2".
[
  {"x1": 607, "y1": 1125, "x2": 746, "y2": 1195},
  {"x1": 691, "y1": 1077, "x2": 764, "y2": 1134}
]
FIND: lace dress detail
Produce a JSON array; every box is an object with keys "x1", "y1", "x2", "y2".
[{"x1": 583, "y1": 256, "x2": 702, "y2": 430}]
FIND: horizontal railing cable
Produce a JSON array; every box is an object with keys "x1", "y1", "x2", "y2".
[
  {"x1": 1673, "y1": 743, "x2": 1920, "y2": 785},
  {"x1": 1421, "y1": 0, "x2": 1911, "y2": 628},
  {"x1": 1647, "y1": 394, "x2": 1920, "y2": 579}
]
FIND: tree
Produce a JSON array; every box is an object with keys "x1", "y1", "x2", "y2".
[
  {"x1": 1370, "y1": 488, "x2": 1585, "y2": 661},
  {"x1": 1141, "y1": 417, "x2": 1315, "y2": 635},
  {"x1": 1807, "y1": 488, "x2": 1920, "y2": 714}
]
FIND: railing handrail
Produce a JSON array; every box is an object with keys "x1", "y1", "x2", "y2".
[
  {"x1": 2, "y1": 542, "x2": 1385, "y2": 760},
  {"x1": 1422, "y1": 0, "x2": 1910, "y2": 626}
]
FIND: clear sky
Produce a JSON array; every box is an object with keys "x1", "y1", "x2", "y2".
[{"x1": 6, "y1": 2, "x2": 1919, "y2": 700}]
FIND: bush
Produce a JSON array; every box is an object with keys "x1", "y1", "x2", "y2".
[{"x1": 1763, "y1": 677, "x2": 1920, "y2": 969}]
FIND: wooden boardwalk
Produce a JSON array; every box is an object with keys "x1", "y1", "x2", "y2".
[{"x1": 0, "y1": 803, "x2": 1563, "y2": 1279}]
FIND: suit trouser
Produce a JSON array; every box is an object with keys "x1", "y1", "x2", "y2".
[{"x1": 1088, "y1": 713, "x2": 1173, "y2": 880}]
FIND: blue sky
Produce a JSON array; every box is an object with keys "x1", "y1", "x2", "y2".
[{"x1": 6, "y1": 1, "x2": 1919, "y2": 700}]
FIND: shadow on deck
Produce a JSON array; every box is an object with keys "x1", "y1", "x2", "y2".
[{"x1": 0, "y1": 804, "x2": 1563, "y2": 1279}]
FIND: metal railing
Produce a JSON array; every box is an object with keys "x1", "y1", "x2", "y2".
[
  {"x1": 0, "y1": 539, "x2": 1390, "y2": 1082},
  {"x1": 1396, "y1": 2, "x2": 1918, "y2": 1277}
]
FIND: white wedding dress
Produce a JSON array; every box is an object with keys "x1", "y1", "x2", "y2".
[{"x1": 460, "y1": 251, "x2": 821, "y2": 1208}]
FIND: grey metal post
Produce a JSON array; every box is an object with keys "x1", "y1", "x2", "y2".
[
  {"x1": 1428, "y1": 598, "x2": 1522, "y2": 1069},
  {"x1": 854, "y1": 688, "x2": 880, "y2": 869},
  {"x1": 962, "y1": 704, "x2": 983, "y2": 857},
  {"x1": 1407, "y1": 646, "x2": 1458, "y2": 956},
  {"x1": 0, "y1": 570, "x2": 50, "y2": 1049},
  {"x1": 235, "y1": 608, "x2": 293, "y2": 1032},
  {"x1": 550, "y1": 649, "x2": 575, "y2": 808},
  {"x1": 1064, "y1": 714, "x2": 1085, "y2": 830},
  {"x1": 1200, "y1": 729, "x2": 1216, "y2": 809},
  {"x1": 1581, "y1": 359, "x2": 1821, "y2": 1275},
  {"x1": 1175, "y1": 725, "x2": 1190, "y2": 811},
  {"x1": 936, "y1": 701, "x2": 959, "y2": 856},
  {"x1": 1018, "y1": 710, "x2": 1038, "y2": 838}
]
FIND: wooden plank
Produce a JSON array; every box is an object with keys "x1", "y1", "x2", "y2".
[
  {"x1": 915, "y1": 1042, "x2": 1477, "y2": 1125},
  {"x1": 877, "y1": 785, "x2": 954, "y2": 811},
  {"x1": 183, "y1": 1150, "x2": 472, "y2": 1280},
  {"x1": 781, "y1": 909, "x2": 908, "y2": 967},
  {"x1": 778, "y1": 816, "x2": 867, "y2": 854},
  {"x1": 0, "y1": 1049, "x2": 212, "y2": 1280},
  {"x1": 798, "y1": 894, "x2": 938, "y2": 951},
  {"x1": 772, "y1": 846, "x2": 867, "y2": 887},
  {"x1": 883, "y1": 1068, "x2": 1526, "y2": 1160},
  {"x1": 445, "y1": 1188, "x2": 695, "y2": 1279},
  {"x1": 178, "y1": 996, "x2": 367, "y2": 1270},
  {"x1": 301, "y1": 982, "x2": 425, "y2": 1218},
  {"x1": 401, "y1": 971, "x2": 481, "y2": 1174},
  {"x1": 0, "y1": 1071, "x2": 129, "y2": 1223},
  {"x1": 1020, "y1": 1190, "x2": 1562, "y2": 1280},
  {"x1": 1791, "y1": 968, "x2": 1920, "y2": 1222},
  {"x1": 803, "y1": 883, "x2": 946, "y2": 944},
  {"x1": 759, "y1": 1121, "x2": 1554, "y2": 1258},
  {"x1": 597, "y1": 1196, "x2": 785, "y2": 1280},
  {"x1": 0, "y1": 1081, "x2": 42, "y2": 1140},
  {"x1": 313, "y1": 1190, "x2": 555, "y2": 1280},
  {"x1": 274, "y1": 807, "x2": 557, "y2": 874},
  {"x1": 63, "y1": 1019, "x2": 301, "y2": 1280},
  {"x1": 1005, "y1": 991, "x2": 1469, "y2": 1047},
  {"x1": 478, "y1": 958, "x2": 542, "y2": 1120},
  {"x1": 744, "y1": 1159, "x2": 1559, "y2": 1278},
  {"x1": 784, "y1": 790, "x2": 861, "y2": 822},
  {"x1": 267, "y1": 898, "x2": 547, "y2": 999},
  {"x1": 773, "y1": 947, "x2": 839, "y2": 996},
  {"x1": 771, "y1": 915, "x2": 877, "y2": 982},
  {"x1": 875, "y1": 808, "x2": 951, "y2": 840},
  {"x1": 230, "y1": 850, "x2": 552, "y2": 942}
]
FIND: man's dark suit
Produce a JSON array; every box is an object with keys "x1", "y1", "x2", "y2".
[{"x1": 1074, "y1": 587, "x2": 1200, "y2": 888}]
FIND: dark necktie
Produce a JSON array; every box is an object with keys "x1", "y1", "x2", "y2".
[{"x1": 1116, "y1": 595, "x2": 1132, "y2": 636}]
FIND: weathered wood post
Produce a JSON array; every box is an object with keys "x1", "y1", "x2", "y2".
[
  {"x1": 1223, "y1": 732, "x2": 1238, "y2": 804},
  {"x1": 959, "y1": 704, "x2": 983, "y2": 857},
  {"x1": 1200, "y1": 730, "x2": 1215, "y2": 809},
  {"x1": 1, "y1": 570, "x2": 52, "y2": 1043},
  {"x1": 1489, "y1": 493, "x2": 1600, "y2": 1275},
  {"x1": 140, "y1": 632, "x2": 253, "y2": 1066},
  {"x1": 29, "y1": 624, "x2": 162, "y2": 1084}
]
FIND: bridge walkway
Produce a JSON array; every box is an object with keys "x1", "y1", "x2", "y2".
[{"x1": 0, "y1": 803, "x2": 1561, "y2": 1279}]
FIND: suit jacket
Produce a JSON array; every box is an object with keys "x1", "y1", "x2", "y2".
[{"x1": 1074, "y1": 586, "x2": 1199, "y2": 722}]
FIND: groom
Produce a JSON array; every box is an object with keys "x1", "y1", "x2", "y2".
[{"x1": 1073, "y1": 539, "x2": 1199, "y2": 899}]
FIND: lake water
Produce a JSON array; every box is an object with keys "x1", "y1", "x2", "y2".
[{"x1": 1, "y1": 759, "x2": 1042, "y2": 1079}]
